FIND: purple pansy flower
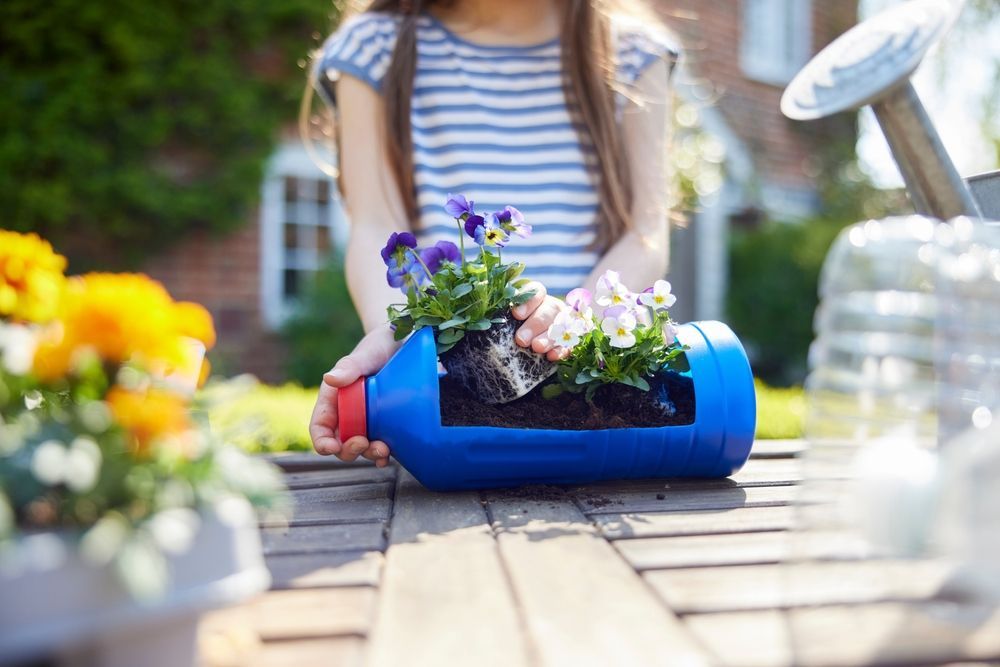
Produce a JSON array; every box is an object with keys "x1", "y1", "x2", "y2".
[
  {"x1": 473, "y1": 216, "x2": 509, "y2": 254},
  {"x1": 463, "y1": 213, "x2": 486, "y2": 239},
  {"x1": 381, "y1": 231, "x2": 418, "y2": 265},
  {"x1": 444, "y1": 193, "x2": 475, "y2": 219},
  {"x1": 386, "y1": 253, "x2": 428, "y2": 292},
  {"x1": 492, "y1": 206, "x2": 532, "y2": 238},
  {"x1": 420, "y1": 240, "x2": 462, "y2": 275}
]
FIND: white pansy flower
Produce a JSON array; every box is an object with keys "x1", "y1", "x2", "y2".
[
  {"x1": 547, "y1": 313, "x2": 588, "y2": 350},
  {"x1": 601, "y1": 308, "x2": 638, "y2": 349},
  {"x1": 594, "y1": 270, "x2": 634, "y2": 308},
  {"x1": 638, "y1": 280, "x2": 677, "y2": 311}
]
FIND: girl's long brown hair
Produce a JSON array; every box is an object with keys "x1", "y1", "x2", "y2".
[{"x1": 306, "y1": 0, "x2": 664, "y2": 250}]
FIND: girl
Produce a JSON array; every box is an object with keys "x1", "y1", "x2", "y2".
[{"x1": 308, "y1": 0, "x2": 678, "y2": 466}]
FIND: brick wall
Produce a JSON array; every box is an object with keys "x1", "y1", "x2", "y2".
[{"x1": 142, "y1": 213, "x2": 287, "y2": 383}]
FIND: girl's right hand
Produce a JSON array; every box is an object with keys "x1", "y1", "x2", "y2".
[{"x1": 309, "y1": 323, "x2": 400, "y2": 467}]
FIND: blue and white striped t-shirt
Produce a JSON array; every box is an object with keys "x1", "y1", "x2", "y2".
[{"x1": 316, "y1": 12, "x2": 677, "y2": 295}]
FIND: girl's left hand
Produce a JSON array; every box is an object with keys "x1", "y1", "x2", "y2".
[{"x1": 511, "y1": 281, "x2": 571, "y2": 361}]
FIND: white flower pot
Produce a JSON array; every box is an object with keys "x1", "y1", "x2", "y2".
[{"x1": 0, "y1": 497, "x2": 269, "y2": 667}]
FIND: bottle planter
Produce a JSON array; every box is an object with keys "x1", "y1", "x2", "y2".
[
  {"x1": 0, "y1": 497, "x2": 269, "y2": 667},
  {"x1": 438, "y1": 310, "x2": 555, "y2": 404},
  {"x1": 338, "y1": 320, "x2": 757, "y2": 491}
]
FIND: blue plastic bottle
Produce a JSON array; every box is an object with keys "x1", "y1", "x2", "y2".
[{"x1": 338, "y1": 321, "x2": 756, "y2": 491}]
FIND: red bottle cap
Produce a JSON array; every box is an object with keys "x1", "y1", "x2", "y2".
[{"x1": 337, "y1": 378, "x2": 367, "y2": 442}]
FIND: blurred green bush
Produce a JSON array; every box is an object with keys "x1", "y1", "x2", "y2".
[
  {"x1": 201, "y1": 376, "x2": 314, "y2": 453},
  {"x1": 0, "y1": 0, "x2": 336, "y2": 266},
  {"x1": 281, "y1": 261, "x2": 364, "y2": 386},
  {"x1": 754, "y1": 380, "x2": 805, "y2": 440},
  {"x1": 727, "y1": 218, "x2": 848, "y2": 386}
]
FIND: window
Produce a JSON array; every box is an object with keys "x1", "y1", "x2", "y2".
[
  {"x1": 741, "y1": 0, "x2": 812, "y2": 86},
  {"x1": 260, "y1": 143, "x2": 347, "y2": 328}
]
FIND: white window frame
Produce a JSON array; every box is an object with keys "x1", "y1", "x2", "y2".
[
  {"x1": 740, "y1": 0, "x2": 813, "y2": 86},
  {"x1": 259, "y1": 142, "x2": 348, "y2": 329}
]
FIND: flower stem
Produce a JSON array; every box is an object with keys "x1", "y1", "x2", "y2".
[
  {"x1": 406, "y1": 248, "x2": 434, "y2": 289},
  {"x1": 455, "y1": 220, "x2": 466, "y2": 265}
]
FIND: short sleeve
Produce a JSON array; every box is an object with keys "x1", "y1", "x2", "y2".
[
  {"x1": 313, "y1": 13, "x2": 400, "y2": 107},
  {"x1": 615, "y1": 23, "x2": 681, "y2": 88}
]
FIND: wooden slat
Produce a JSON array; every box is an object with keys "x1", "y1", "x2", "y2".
[
  {"x1": 252, "y1": 637, "x2": 365, "y2": 667},
  {"x1": 569, "y1": 458, "x2": 802, "y2": 495},
  {"x1": 262, "y1": 523, "x2": 386, "y2": 556},
  {"x1": 252, "y1": 588, "x2": 377, "y2": 640},
  {"x1": 749, "y1": 439, "x2": 807, "y2": 459},
  {"x1": 595, "y1": 505, "x2": 796, "y2": 539},
  {"x1": 646, "y1": 560, "x2": 954, "y2": 614},
  {"x1": 266, "y1": 551, "x2": 383, "y2": 590},
  {"x1": 486, "y1": 491, "x2": 711, "y2": 667},
  {"x1": 283, "y1": 466, "x2": 397, "y2": 490},
  {"x1": 577, "y1": 483, "x2": 798, "y2": 515},
  {"x1": 615, "y1": 530, "x2": 870, "y2": 571},
  {"x1": 262, "y1": 483, "x2": 393, "y2": 527},
  {"x1": 262, "y1": 452, "x2": 378, "y2": 471},
  {"x1": 366, "y1": 472, "x2": 529, "y2": 667},
  {"x1": 684, "y1": 603, "x2": 1000, "y2": 667}
]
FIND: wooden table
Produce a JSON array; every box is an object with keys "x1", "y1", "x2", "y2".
[{"x1": 198, "y1": 440, "x2": 1000, "y2": 667}]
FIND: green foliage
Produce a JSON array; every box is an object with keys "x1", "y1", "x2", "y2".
[
  {"x1": 281, "y1": 261, "x2": 365, "y2": 387},
  {"x1": 547, "y1": 309, "x2": 687, "y2": 402},
  {"x1": 727, "y1": 218, "x2": 849, "y2": 386},
  {"x1": 754, "y1": 380, "x2": 805, "y2": 440},
  {"x1": 387, "y1": 241, "x2": 535, "y2": 355},
  {"x1": 200, "y1": 376, "x2": 315, "y2": 452},
  {"x1": 0, "y1": 0, "x2": 336, "y2": 266}
]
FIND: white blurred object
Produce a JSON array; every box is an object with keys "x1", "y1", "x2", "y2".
[
  {"x1": 160, "y1": 337, "x2": 207, "y2": 396},
  {"x1": 803, "y1": 215, "x2": 1000, "y2": 582},
  {"x1": 932, "y1": 419, "x2": 1000, "y2": 599}
]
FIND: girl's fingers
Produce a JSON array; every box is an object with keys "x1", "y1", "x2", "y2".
[
  {"x1": 361, "y1": 440, "x2": 390, "y2": 462},
  {"x1": 340, "y1": 435, "x2": 371, "y2": 463},
  {"x1": 375, "y1": 458, "x2": 390, "y2": 468},
  {"x1": 546, "y1": 346, "x2": 571, "y2": 362},
  {"x1": 511, "y1": 282, "x2": 547, "y2": 320},
  {"x1": 531, "y1": 334, "x2": 555, "y2": 354},
  {"x1": 516, "y1": 297, "x2": 564, "y2": 348},
  {"x1": 309, "y1": 383, "x2": 342, "y2": 455}
]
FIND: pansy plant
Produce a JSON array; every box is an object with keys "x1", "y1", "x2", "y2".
[
  {"x1": 544, "y1": 271, "x2": 688, "y2": 401},
  {"x1": 384, "y1": 194, "x2": 536, "y2": 353}
]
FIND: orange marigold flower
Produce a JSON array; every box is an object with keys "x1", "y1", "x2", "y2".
[
  {"x1": 0, "y1": 230, "x2": 67, "y2": 324},
  {"x1": 32, "y1": 273, "x2": 216, "y2": 381},
  {"x1": 106, "y1": 386, "x2": 192, "y2": 456}
]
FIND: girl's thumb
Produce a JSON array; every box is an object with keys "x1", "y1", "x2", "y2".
[{"x1": 324, "y1": 357, "x2": 361, "y2": 387}]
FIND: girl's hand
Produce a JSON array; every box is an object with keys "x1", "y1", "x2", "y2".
[
  {"x1": 309, "y1": 323, "x2": 400, "y2": 467},
  {"x1": 511, "y1": 281, "x2": 571, "y2": 362}
]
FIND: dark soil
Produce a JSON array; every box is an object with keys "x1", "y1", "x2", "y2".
[{"x1": 439, "y1": 371, "x2": 696, "y2": 430}]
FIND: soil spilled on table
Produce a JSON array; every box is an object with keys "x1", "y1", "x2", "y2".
[{"x1": 439, "y1": 371, "x2": 695, "y2": 430}]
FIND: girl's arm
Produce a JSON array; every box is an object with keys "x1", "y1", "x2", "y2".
[
  {"x1": 310, "y1": 74, "x2": 408, "y2": 466},
  {"x1": 339, "y1": 75, "x2": 413, "y2": 333},
  {"x1": 584, "y1": 59, "x2": 673, "y2": 292}
]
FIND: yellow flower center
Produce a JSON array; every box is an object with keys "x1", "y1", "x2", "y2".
[{"x1": 617, "y1": 327, "x2": 626, "y2": 336}]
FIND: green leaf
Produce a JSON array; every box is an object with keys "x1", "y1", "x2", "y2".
[
  {"x1": 414, "y1": 315, "x2": 443, "y2": 327},
  {"x1": 575, "y1": 371, "x2": 593, "y2": 385},
  {"x1": 392, "y1": 319, "x2": 413, "y2": 340},
  {"x1": 437, "y1": 328, "x2": 466, "y2": 345},
  {"x1": 451, "y1": 283, "x2": 474, "y2": 298},
  {"x1": 466, "y1": 319, "x2": 492, "y2": 331},
  {"x1": 439, "y1": 317, "x2": 469, "y2": 330},
  {"x1": 541, "y1": 384, "x2": 564, "y2": 399},
  {"x1": 633, "y1": 376, "x2": 651, "y2": 391}
]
